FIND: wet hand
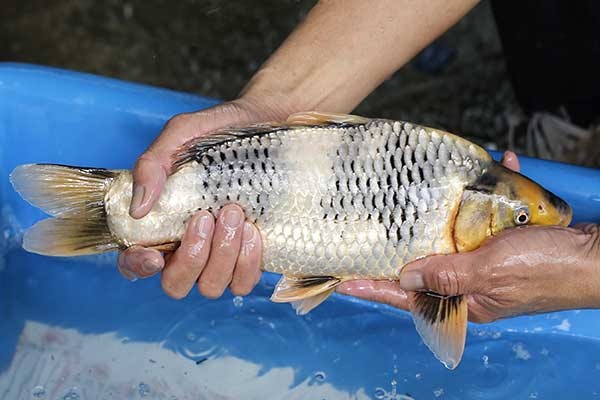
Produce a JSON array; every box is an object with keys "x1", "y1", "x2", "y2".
[
  {"x1": 338, "y1": 151, "x2": 600, "y2": 322},
  {"x1": 117, "y1": 98, "x2": 289, "y2": 298}
]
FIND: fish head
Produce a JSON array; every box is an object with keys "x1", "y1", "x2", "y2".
[{"x1": 453, "y1": 162, "x2": 572, "y2": 252}]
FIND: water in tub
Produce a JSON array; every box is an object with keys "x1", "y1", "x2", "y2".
[{"x1": 2, "y1": 205, "x2": 600, "y2": 399}]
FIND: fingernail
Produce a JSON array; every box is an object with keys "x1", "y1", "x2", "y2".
[
  {"x1": 119, "y1": 266, "x2": 138, "y2": 282},
  {"x1": 399, "y1": 270, "x2": 424, "y2": 291},
  {"x1": 141, "y1": 259, "x2": 161, "y2": 274},
  {"x1": 243, "y1": 222, "x2": 255, "y2": 241},
  {"x1": 223, "y1": 208, "x2": 243, "y2": 229},
  {"x1": 241, "y1": 222, "x2": 256, "y2": 256},
  {"x1": 129, "y1": 184, "x2": 145, "y2": 216},
  {"x1": 195, "y1": 214, "x2": 212, "y2": 239}
]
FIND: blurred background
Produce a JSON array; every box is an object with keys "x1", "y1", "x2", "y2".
[{"x1": 2, "y1": 0, "x2": 519, "y2": 149}]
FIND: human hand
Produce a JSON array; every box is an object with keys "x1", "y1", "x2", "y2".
[
  {"x1": 338, "y1": 151, "x2": 600, "y2": 322},
  {"x1": 117, "y1": 97, "x2": 291, "y2": 299}
]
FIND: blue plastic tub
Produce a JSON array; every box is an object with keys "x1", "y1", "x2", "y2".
[{"x1": 1, "y1": 63, "x2": 600, "y2": 399}]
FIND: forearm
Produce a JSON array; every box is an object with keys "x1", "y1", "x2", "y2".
[{"x1": 240, "y1": 0, "x2": 479, "y2": 114}]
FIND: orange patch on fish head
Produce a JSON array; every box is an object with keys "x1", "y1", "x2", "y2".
[
  {"x1": 453, "y1": 162, "x2": 572, "y2": 252},
  {"x1": 507, "y1": 170, "x2": 572, "y2": 227}
]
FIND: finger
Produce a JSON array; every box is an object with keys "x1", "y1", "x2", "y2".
[
  {"x1": 399, "y1": 253, "x2": 479, "y2": 296},
  {"x1": 128, "y1": 102, "x2": 266, "y2": 219},
  {"x1": 500, "y1": 150, "x2": 520, "y2": 172},
  {"x1": 161, "y1": 211, "x2": 214, "y2": 299},
  {"x1": 129, "y1": 112, "x2": 206, "y2": 219},
  {"x1": 198, "y1": 204, "x2": 245, "y2": 298},
  {"x1": 230, "y1": 222, "x2": 263, "y2": 296},
  {"x1": 130, "y1": 149, "x2": 169, "y2": 219},
  {"x1": 118, "y1": 246, "x2": 164, "y2": 280},
  {"x1": 336, "y1": 280, "x2": 410, "y2": 310}
]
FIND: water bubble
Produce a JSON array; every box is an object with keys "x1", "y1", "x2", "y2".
[
  {"x1": 512, "y1": 343, "x2": 531, "y2": 360},
  {"x1": 186, "y1": 332, "x2": 197, "y2": 342},
  {"x1": 138, "y1": 382, "x2": 151, "y2": 397},
  {"x1": 392, "y1": 364, "x2": 399, "y2": 374},
  {"x1": 374, "y1": 388, "x2": 386, "y2": 399},
  {"x1": 529, "y1": 392, "x2": 538, "y2": 399},
  {"x1": 313, "y1": 371, "x2": 326, "y2": 382},
  {"x1": 390, "y1": 379, "x2": 398, "y2": 396},
  {"x1": 433, "y1": 388, "x2": 445, "y2": 397},
  {"x1": 233, "y1": 296, "x2": 244, "y2": 308},
  {"x1": 482, "y1": 354, "x2": 489, "y2": 367},
  {"x1": 415, "y1": 373, "x2": 422, "y2": 380},
  {"x1": 32, "y1": 386, "x2": 46, "y2": 398},
  {"x1": 62, "y1": 388, "x2": 80, "y2": 400}
]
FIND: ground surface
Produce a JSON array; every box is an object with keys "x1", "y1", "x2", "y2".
[{"x1": 2, "y1": 0, "x2": 518, "y2": 146}]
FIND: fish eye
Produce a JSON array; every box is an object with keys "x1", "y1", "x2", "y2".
[{"x1": 514, "y1": 206, "x2": 530, "y2": 225}]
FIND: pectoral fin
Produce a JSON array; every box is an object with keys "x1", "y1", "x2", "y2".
[
  {"x1": 409, "y1": 292, "x2": 468, "y2": 370},
  {"x1": 271, "y1": 275, "x2": 343, "y2": 315}
]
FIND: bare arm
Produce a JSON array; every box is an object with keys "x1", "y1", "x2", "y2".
[{"x1": 242, "y1": 0, "x2": 480, "y2": 114}]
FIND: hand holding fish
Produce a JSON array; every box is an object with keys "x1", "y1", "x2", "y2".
[
  {"x1": 338, "y1": 153, "x2": 600, "y2": 323},
  {"x1": 118, "y1": 98, "x2": 290, "y2": 298}
]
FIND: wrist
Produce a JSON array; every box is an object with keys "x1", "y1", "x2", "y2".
[
  {"x1": 564, "y1": 224, "x2": 600, "y2": 309},
  {"x1": 581, "y1": 225, "x2": 600, "y2": 306}
]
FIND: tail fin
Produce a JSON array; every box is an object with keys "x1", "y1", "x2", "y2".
[{"x1": 10, "y1": 164, "x2": 121, "y2": 256}]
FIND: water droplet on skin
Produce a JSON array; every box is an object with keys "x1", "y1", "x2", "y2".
[
  {"x1": 32, "y1": 386, "x2": 46, "y2": 398},
  {"x1": 138, "y1": 382, "x2": 151, "y2": 397},
  {"x1": 433, "y1": 388, "x2": 445, "y2": 397},
  {"x1": 233, "y1": 296, "x2": 244, "y2": 308},
  {"x1": 314, "y1": 371, "x2": 326, "y2": 382},
  {"x1": 374, "y1": 388, "x2": 386, "y2": 399}
]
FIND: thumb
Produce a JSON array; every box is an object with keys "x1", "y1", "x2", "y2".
[
  {"x1": 129, "y1": 149, "x2": 168, "y2": 219},
  {"x1": 399, "y1": 253, "x2": 478, "y2": 296}
]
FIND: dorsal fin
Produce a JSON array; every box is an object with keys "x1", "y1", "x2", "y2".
[
  {"x1": 172, "y1": 111, "x2": 370, "y2": 170},
  {"x1": 172, "y1": 123, "x2": 286, "y2": 170},
  {"x1": 286, "y1": 111, "x2": 369, "y2": 126}
]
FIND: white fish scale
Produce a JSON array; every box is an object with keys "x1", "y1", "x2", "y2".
[{"x1": 106, "y1": 120, "x2": 490, "y2": 279}]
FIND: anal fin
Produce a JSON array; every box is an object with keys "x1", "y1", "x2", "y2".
[
  {"x1": 409, "y1": 292, "x2": 468, "y2": 370},
  {"x1": 271, "y1": 275, "x2": 343, "y2": 315}
]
